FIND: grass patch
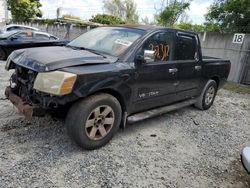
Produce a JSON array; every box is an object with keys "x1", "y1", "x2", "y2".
[{"x1": 223, "y1": 82, "x2": 250, "y2": 94}]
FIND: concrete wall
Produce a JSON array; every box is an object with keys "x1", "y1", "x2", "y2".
[
  {"x1": 199, "y1": 32, "x2": 250, "y2": 84},
  {"x1": 14, "y1": 22, "x2": 88, "y2": 41}
]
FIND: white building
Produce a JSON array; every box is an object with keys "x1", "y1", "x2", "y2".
[{"x1": 0, "y1": 0, "x2": 9, "y2": 24}]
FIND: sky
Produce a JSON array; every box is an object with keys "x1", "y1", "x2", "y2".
[{"x1": 40, "y1": 0, "x2": 214, "y2": 24}]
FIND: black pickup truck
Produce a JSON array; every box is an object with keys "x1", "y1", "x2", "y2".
[{"x1": 5, "y1": 25, "x2": 231, "y2": 149}]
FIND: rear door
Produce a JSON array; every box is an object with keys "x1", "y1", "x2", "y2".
[
  {"x1": 132, "y1": 31, "x2": 179, "y2": 113},
  {"x1": 174, "y1": 32, "x2": 202, "y2": 100}
]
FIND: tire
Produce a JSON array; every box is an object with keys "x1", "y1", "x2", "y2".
[
  {"x1": 65, "y1": 93, "x2": 122, "y2": 150},
  {"x1": 195, "y1": 80, "x2": 217, "y2": 110}
]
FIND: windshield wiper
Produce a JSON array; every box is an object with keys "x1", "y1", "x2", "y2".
[
  {"x1": 66, "y1": 45, "x2": 106, "y2": 58},
  {"x1": 79, "y1": 47, "x2": 107, "y2": 58},
  {"x1": 66, "y1": 45, "x2": 80, "y2": 50}
]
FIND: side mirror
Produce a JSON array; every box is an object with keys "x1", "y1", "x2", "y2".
[
  {"x1": 144, "y1": 50, "x2": 155, "y2": 63},
  {"x1": 135, "y1": 50, "x2": 155, "y2": 65},
  {"x1": 135, "y1": 54, "x2": 145, "y2": 64}
]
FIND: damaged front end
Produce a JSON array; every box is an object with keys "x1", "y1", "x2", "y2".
[
  {"x1": 5, "y1": 65, "x2": 45, "y2": 119},
  {"x1": 5, "y1": 87, "x2": 34, "y2": 120},
  {"x1": 5, "y1": 64, "x2": 70, "y2": 119}
]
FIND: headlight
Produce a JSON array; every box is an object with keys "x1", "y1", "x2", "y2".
[{"x1": 33, "y1": 71, "x2": 77, "y2": 96}]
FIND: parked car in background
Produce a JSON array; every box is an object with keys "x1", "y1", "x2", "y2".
[
  {"x1": 5, "y1": 25, "x2": 231, "y2": 150},
  {"x1": 0, "y1": 24, "x2": 39, "y2": 33},
  {"x1": 0, "y1": 30, "x2": 69, "y2": 60},
  {"x1": 241, "y1": 147, "x2": 250, "y2": 174}
]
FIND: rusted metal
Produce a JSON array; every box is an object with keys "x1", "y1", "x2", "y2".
[{"x1": 5, "y1": 87, "x2": 34, "y2": 120}]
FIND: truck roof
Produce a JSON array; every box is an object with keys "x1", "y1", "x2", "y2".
[{"x1": 114, "y1": 24, "x2": 197, "y2": 35}]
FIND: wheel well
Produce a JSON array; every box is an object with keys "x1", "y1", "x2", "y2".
[
  {"x1": 211, "y1": 76, "x2": 220, "y2": 87},
  {"x1": 93, "y1": 89, "x2": 127, "y2": 113}
]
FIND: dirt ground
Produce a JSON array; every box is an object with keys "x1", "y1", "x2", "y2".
[{"x1": 0, "y1": 61, "x2": 250, "y2": 188}]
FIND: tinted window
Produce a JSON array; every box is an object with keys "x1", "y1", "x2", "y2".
[
  {"x1": 174, "y1": 35, "x2": 197, "y2": 60},
  {"x1": 142, "y1": 32, "x2": 175, "y2": 63},
  {"x1": 14, "y1": 31, "x2": 33, "y2": 40},
  {"x1": 34, "y1": 33, "x2": 50, "y2": 41},
  {"x1": 0, "y1": 31, "x2": 17, "y2": 39}
]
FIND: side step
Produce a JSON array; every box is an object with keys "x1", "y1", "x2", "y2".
[{"x1": 127, "y1": 98, "x2": 197, "y2": 124}]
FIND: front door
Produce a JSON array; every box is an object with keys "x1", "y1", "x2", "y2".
[
  {"x1": 7, "y1": 31, "x2": 34, "y2": 51},
  {"x1": 132, "y1": 31, "x2": 179, "y2": 113}
]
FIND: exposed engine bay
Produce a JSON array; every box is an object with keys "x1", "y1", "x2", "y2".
[{"x1": 9, "y1": 65, "x2": 62, "y2": 110}]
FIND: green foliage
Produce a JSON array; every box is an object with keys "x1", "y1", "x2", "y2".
[
  {"x1": 124, "y1": 0, "x2": 139, "y2": 23},
  {"x1": 175, "y1": 22, "x2": 205, "y2": 32},
  {"x1": 205, "y1": 0, "x2": 250, "y2": 33},
  {"x1": 203, "y1": 22, "x2": 220, "y2": 32},
  {"x1": 34, "y1": 18, "x2": 56, "y2": 25},
  {"x1": 7, "y1": 0, "x2": 42, "y2": 22},
  {"x1": 90, "y1": 14, "x2": 125, "y2": 25},
  {"x1": 156, "y1": 0, "x2": 191, "y2": 26},
  {"x1": 103, "y1": 0, "x2": 139, "y2": 24}
]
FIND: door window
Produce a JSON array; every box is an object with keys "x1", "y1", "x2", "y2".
[
  {"x1": 34, "y1": 33, "x2": 50, "y2": 41},
  {"x1": 141, "y1": 32, "x2": 175, "y2": 63},
  {"x1": 174, "y1": 35, "x2": 197, "y2": 60},
  {"x1": 14, "y1": 31, "x2": 33, "y2": 40}
]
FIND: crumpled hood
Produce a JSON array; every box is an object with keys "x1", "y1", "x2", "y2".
[{"x1": 9, "y1": 46, "x2": 111, "y2": 72}]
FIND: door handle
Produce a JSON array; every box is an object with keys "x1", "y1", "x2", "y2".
[
  {"x1": 169, "y1": 68, "x2": 178, "y2": 74},
  {"x1": 195, "y1": 66, "x2": 202, "y2": 71}
]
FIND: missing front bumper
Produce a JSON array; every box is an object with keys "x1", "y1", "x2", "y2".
[{"x1": 5, "y1": 86, "x2": 34, "y2": 120}]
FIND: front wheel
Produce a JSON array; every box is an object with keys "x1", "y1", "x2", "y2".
[
  {"x1": 195, "y1": 80, "x2": 217, "y2": 110},
  {"x1": 65, "y1": 93, "x2": 122, "y2": 150}
]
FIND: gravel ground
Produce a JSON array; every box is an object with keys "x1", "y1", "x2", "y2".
[{"x1": 0, "y1": 61, "x2": 250, "y2": 188}]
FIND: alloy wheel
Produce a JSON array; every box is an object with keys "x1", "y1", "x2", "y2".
[{"x1": 85, "y1": 105, "x2": 115, "y2": 140}]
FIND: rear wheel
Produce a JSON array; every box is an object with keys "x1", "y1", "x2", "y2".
[
  {"x1": 66, "y1": 93, "x2": 122, "y2": 150},
  {"x1": 195, "y1": 80, "x2": 217, "y2": 110}
]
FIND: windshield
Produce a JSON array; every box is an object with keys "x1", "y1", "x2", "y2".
[
  {"x1": 68, "y1": 27, "x2": 145, "y2": 56},
  {"x1": 0, "y1": 31, "x2": 17, "y2": 38}
]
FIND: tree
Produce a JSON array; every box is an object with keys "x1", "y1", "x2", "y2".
[
  {"x1": 203, "y1": 22, "x2": 220, "y2": 33},
  {"x1": 175, "y1": 22, "x2": 205, "y2": 32},
  {"x1": 90, "y1": 14, "x2": 125, "y2": 25},
  {"x1": 141, "y1": 16, "x2": 150, "y2": 25},
  {"x1": 156, "y1": 0, "x2": 191, "y2": 27},
  {"x1": 103, "y1": 0, "x2": 139, "y2": 24},
  {"x1": 7, "y1": 0, "x2": 42, "y2": 22},
  {"x1": 205, "y1": 0, "x2": 250, "y2": 33}
]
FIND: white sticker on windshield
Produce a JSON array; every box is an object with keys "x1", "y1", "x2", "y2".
[{"x1": 115, "y1": 39, "x2": 132, "y2": 47}]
